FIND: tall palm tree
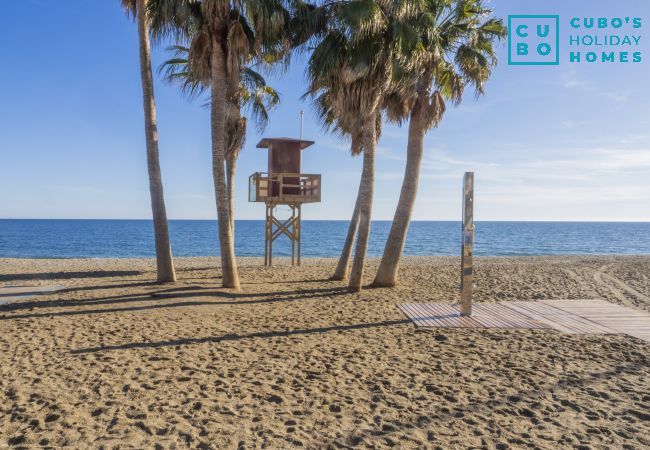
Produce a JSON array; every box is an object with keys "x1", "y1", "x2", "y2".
[
  {"x1": 161, "y1": 48, "x2": 280, "y2": 234},
  {"x1": 373, "y1": 0, "x2": 506, "y2": 287},
  {"x1": 305, "y1": 0, "x2": 417, "y2": 292},
  {"x1": 311, "y1": 100, "x2": 381, "y2": 282},
  {"x1": 226, "y1": 68, "x2": 281, "y2": 233},
  {"x1": 148, "y1": 0, "x2": 291, "y2": 289},
  {"x1": 332, "y1": 185, "x2": 360, "y2": 280},
  {"x1": 121, "y1": 0, "x2": 176, "y2": 283}
]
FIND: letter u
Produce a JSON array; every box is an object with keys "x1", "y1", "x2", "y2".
[{"x1": 537, "y1": 25, "x2": 550, "y2": 37}]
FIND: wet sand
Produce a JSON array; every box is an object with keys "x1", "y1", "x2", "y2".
[{"x1": 1, "y1": 256, "x2": 649, "y2": 448}]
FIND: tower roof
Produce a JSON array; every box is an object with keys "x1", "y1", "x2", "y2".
[{"x1": 256, "y1": 137, "x2": 315, "y2": 150}]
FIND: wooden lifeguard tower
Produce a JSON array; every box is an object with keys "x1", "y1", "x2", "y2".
[{"x1": 249, "y1": 137, "x2": 321, "y2": 266}]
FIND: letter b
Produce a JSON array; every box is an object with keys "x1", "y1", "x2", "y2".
[{"x1": 517, "y1": 43, "x2": 529, "y2": 56}]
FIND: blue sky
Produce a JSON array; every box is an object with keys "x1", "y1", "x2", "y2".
[{"x1": 0, "y1": 0, "x2": 649, "y2": 221}]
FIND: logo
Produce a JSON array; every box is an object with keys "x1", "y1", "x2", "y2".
[
  {"x1": 508, "y1": 15, "x2": 560, "y2": 65},
  {"x1": 508, "y1": 15, "x2": 644, "y2": 66}
]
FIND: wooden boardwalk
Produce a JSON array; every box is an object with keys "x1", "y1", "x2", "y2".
[
  {"x1": 399, "y1": 299, "x2": 650, "y2": 343},
  {"x1": 503, "y1": 300, "x2": 616, "y2": 335},
  {"x1": 398, "y1": 303, "x2": 552, "y2": 330},
  {"x1": 0, "y1": 285, "x2": 65, "y2": 306},
  {"x1": 541, "y1": 299, "x2": 650, "y2": 342}
]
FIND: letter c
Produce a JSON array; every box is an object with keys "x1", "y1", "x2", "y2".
[
  {"x1": 570, "y1": 18, "x2": 580, "y2": 28},
  {"x1": 516, "y1": 24, "x2": 529, "y2": 37}
]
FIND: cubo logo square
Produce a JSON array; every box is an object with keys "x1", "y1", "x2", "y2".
[{"x1": 508, "y1": 15, "x2": 560, "y2": 65}]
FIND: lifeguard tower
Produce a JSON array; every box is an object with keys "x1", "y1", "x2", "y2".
[{"x1": 249, "y1": 137, "x2": 321, "y2": 266}]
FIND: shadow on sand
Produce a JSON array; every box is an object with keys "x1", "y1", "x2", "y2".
[
  {"x1": 0, "y1": 285, "x2": 350, "y2": 320},
  {"x1": 0, "y1": 270, "x2": 144, "y2": 282},
  {"x1": 70, "y1": 319, "x2": 411, "y2": 354}
]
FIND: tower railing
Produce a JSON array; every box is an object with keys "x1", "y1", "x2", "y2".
[{"x1": 249, "y1": 172, "x2": 321, "y2": 204}]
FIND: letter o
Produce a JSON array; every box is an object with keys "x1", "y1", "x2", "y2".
[
  {"x1": 612, "y1": 18, "x2": 623, "y2": 28},
  {"x1": 537, "y1": 43, "x2": 552, "y2": 56}
]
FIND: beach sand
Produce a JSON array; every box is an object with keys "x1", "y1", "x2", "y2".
[{"x1": 1, "y1": 256, "x2": 649, "y2": 449}]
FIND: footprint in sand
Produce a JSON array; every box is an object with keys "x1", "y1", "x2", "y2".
[
  {"x1": 8, "y1": 435, "x2": 26, "y2": 446},
  {"x1": 44, "y1": 413, "x2": 60, "y2": 423}
]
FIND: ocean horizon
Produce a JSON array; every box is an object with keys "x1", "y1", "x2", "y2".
[{"x1": 1, "y1": 219, "x2": 649, "y2": 259}]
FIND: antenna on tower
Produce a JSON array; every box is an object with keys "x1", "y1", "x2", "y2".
[{"x1": 299, "y1": 110, "x2": 304, "y2": 141}]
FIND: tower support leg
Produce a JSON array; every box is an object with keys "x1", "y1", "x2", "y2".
[
  {"x1": 264, "y1": 204, "x2": 269, "y2": 266},
  {"x1": 264, "y1": 203, "x2": 302, "y2": 267},
  {"x1": 297, "y1": 205, "x2": 301, "y2": 266},
  {"x1": 290, "y1": 205, "x2": 296, "y2": 266}
]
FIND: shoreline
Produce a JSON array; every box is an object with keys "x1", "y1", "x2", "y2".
[{"x1": 3, "y1": 253, "x2": 650, "y2": 261}]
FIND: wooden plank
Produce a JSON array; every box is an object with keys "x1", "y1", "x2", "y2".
[
  {"x1": 540, "y1": 300, "x2": 650, "y2": 342},
  {"x1": 417, "y1": 304, "x2": 445, "y2": 327},
  {"x1": 408, "y1": 303, "x2": 435, "y2": 327},
  {"x1": 508, "y1": 301, "x2": 603, "y2": 334},
  {"x1": 400, "y1": 304, "x2": 424, "y2": 326},
  {"x1": 425, "y1": 304, "x2": 453, "y2": 327},
  {"x1": 398, "y1": 300, "x2": 650, "y2": 342},
  {"x1": 502, "y1": 302, "x2": 574, "y2": 333},
  {"x1": 473, "y1": 305, "x2": 515, "y2": 329},
  {"x1": 470, "y1": 309, "x2": 511, "y2": 329},
  {"x1": 398, "y1": 304, "x2": 423, "y2": 326},
  {"x1": 0, "y1": 285, "x2": 65, "y2": 296},
  {"x1": 404, "y1": 303, "x2": 439, "y2": 327},
  {"x1": 0, "y1": 285, "x2": 66, "y2": 306},
  {"x1": 425, "y1": 304, "x2": 461, "y2": 327},
  {"x1": 414, "y1": 303, "x2": 442, "y2": 327},
  {"x1": 499, "y1": 304, "x2": 548, "y2": 329},
  {"x1": 552, "y1": 313, "x2": 615, "y2": 334},
  {"x1": 400, "y1": 303, "x2": 550, "y2": 330},
  {"x1": 508, "y1": 300, "x2": 647, "y2": 336},
  {"x1": 479, "y1": 304, "x2": 525, "y2": 328},
  {"x1": 518, "y1": 301, "x2": 615, "y2": 334},
  {"x1": 482, "y1": 303, "x2": 548, "y2": 329}
]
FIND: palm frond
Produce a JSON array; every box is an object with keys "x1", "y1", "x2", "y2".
[{"x1": 120, "y1": 0, "x2": 137, "y2": 19}]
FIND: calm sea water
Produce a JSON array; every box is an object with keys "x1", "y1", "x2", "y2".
[{"x1": 0, "y1": 220, "x2": 648, "y2": 259}]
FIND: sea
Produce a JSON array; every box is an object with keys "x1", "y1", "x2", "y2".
[{"x1": 0, "y1": 219, "x2": 648, "y2": 259}]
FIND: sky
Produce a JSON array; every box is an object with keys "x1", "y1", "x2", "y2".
[{"x1": 0, "y1": 0, "x2": 649, "y2": 221}]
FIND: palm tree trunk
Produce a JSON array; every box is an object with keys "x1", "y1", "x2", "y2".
[
  {"x1": 226, "y1": 153, "x2": 237, "y2": 235},
  {"x1": 211, "y1": 34, "x2": 240, "y2": 290},
  {"x1": 136, "y1": 0, "x2": 176, "y2": 283},
  {"x1": 373, "y1": 99, "x2": 425, "y2": 287},
  {"x1": 331, "y1": 173, "x2": 362, "y2": 281},
  {"x1": 348, "y1": 122, "x2": 376, "y2": 292}
]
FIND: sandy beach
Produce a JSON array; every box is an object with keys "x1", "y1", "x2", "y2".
[{"x1": 1, "y1": 256, "x2": 649, "y2": 448}]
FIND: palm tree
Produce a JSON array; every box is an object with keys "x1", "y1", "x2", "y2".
[
  {"x1": 305, "y1": 0, "x2": 417, "y2": 292},
  {"x1": 226, "y1": 68, "x2": 281, "y2": 233},
  {"x1": 121, "y1": 0, "x2": 176, "y2": 283},
  {"x1": 313, "y1": 105, "x2": 381, "y2": 282},
  {"x1": 332, "y1": 186, "x2": 360, "y2": 280},
  {"x1": 148, "y1": 0, "x2": 291, "y2": 289},
  {"x1": 373, "y1": 0, "x2": 506, "y2": 287},
  {"x1": 161, "y1": 48, "x2": 280, "y2": 234}
]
